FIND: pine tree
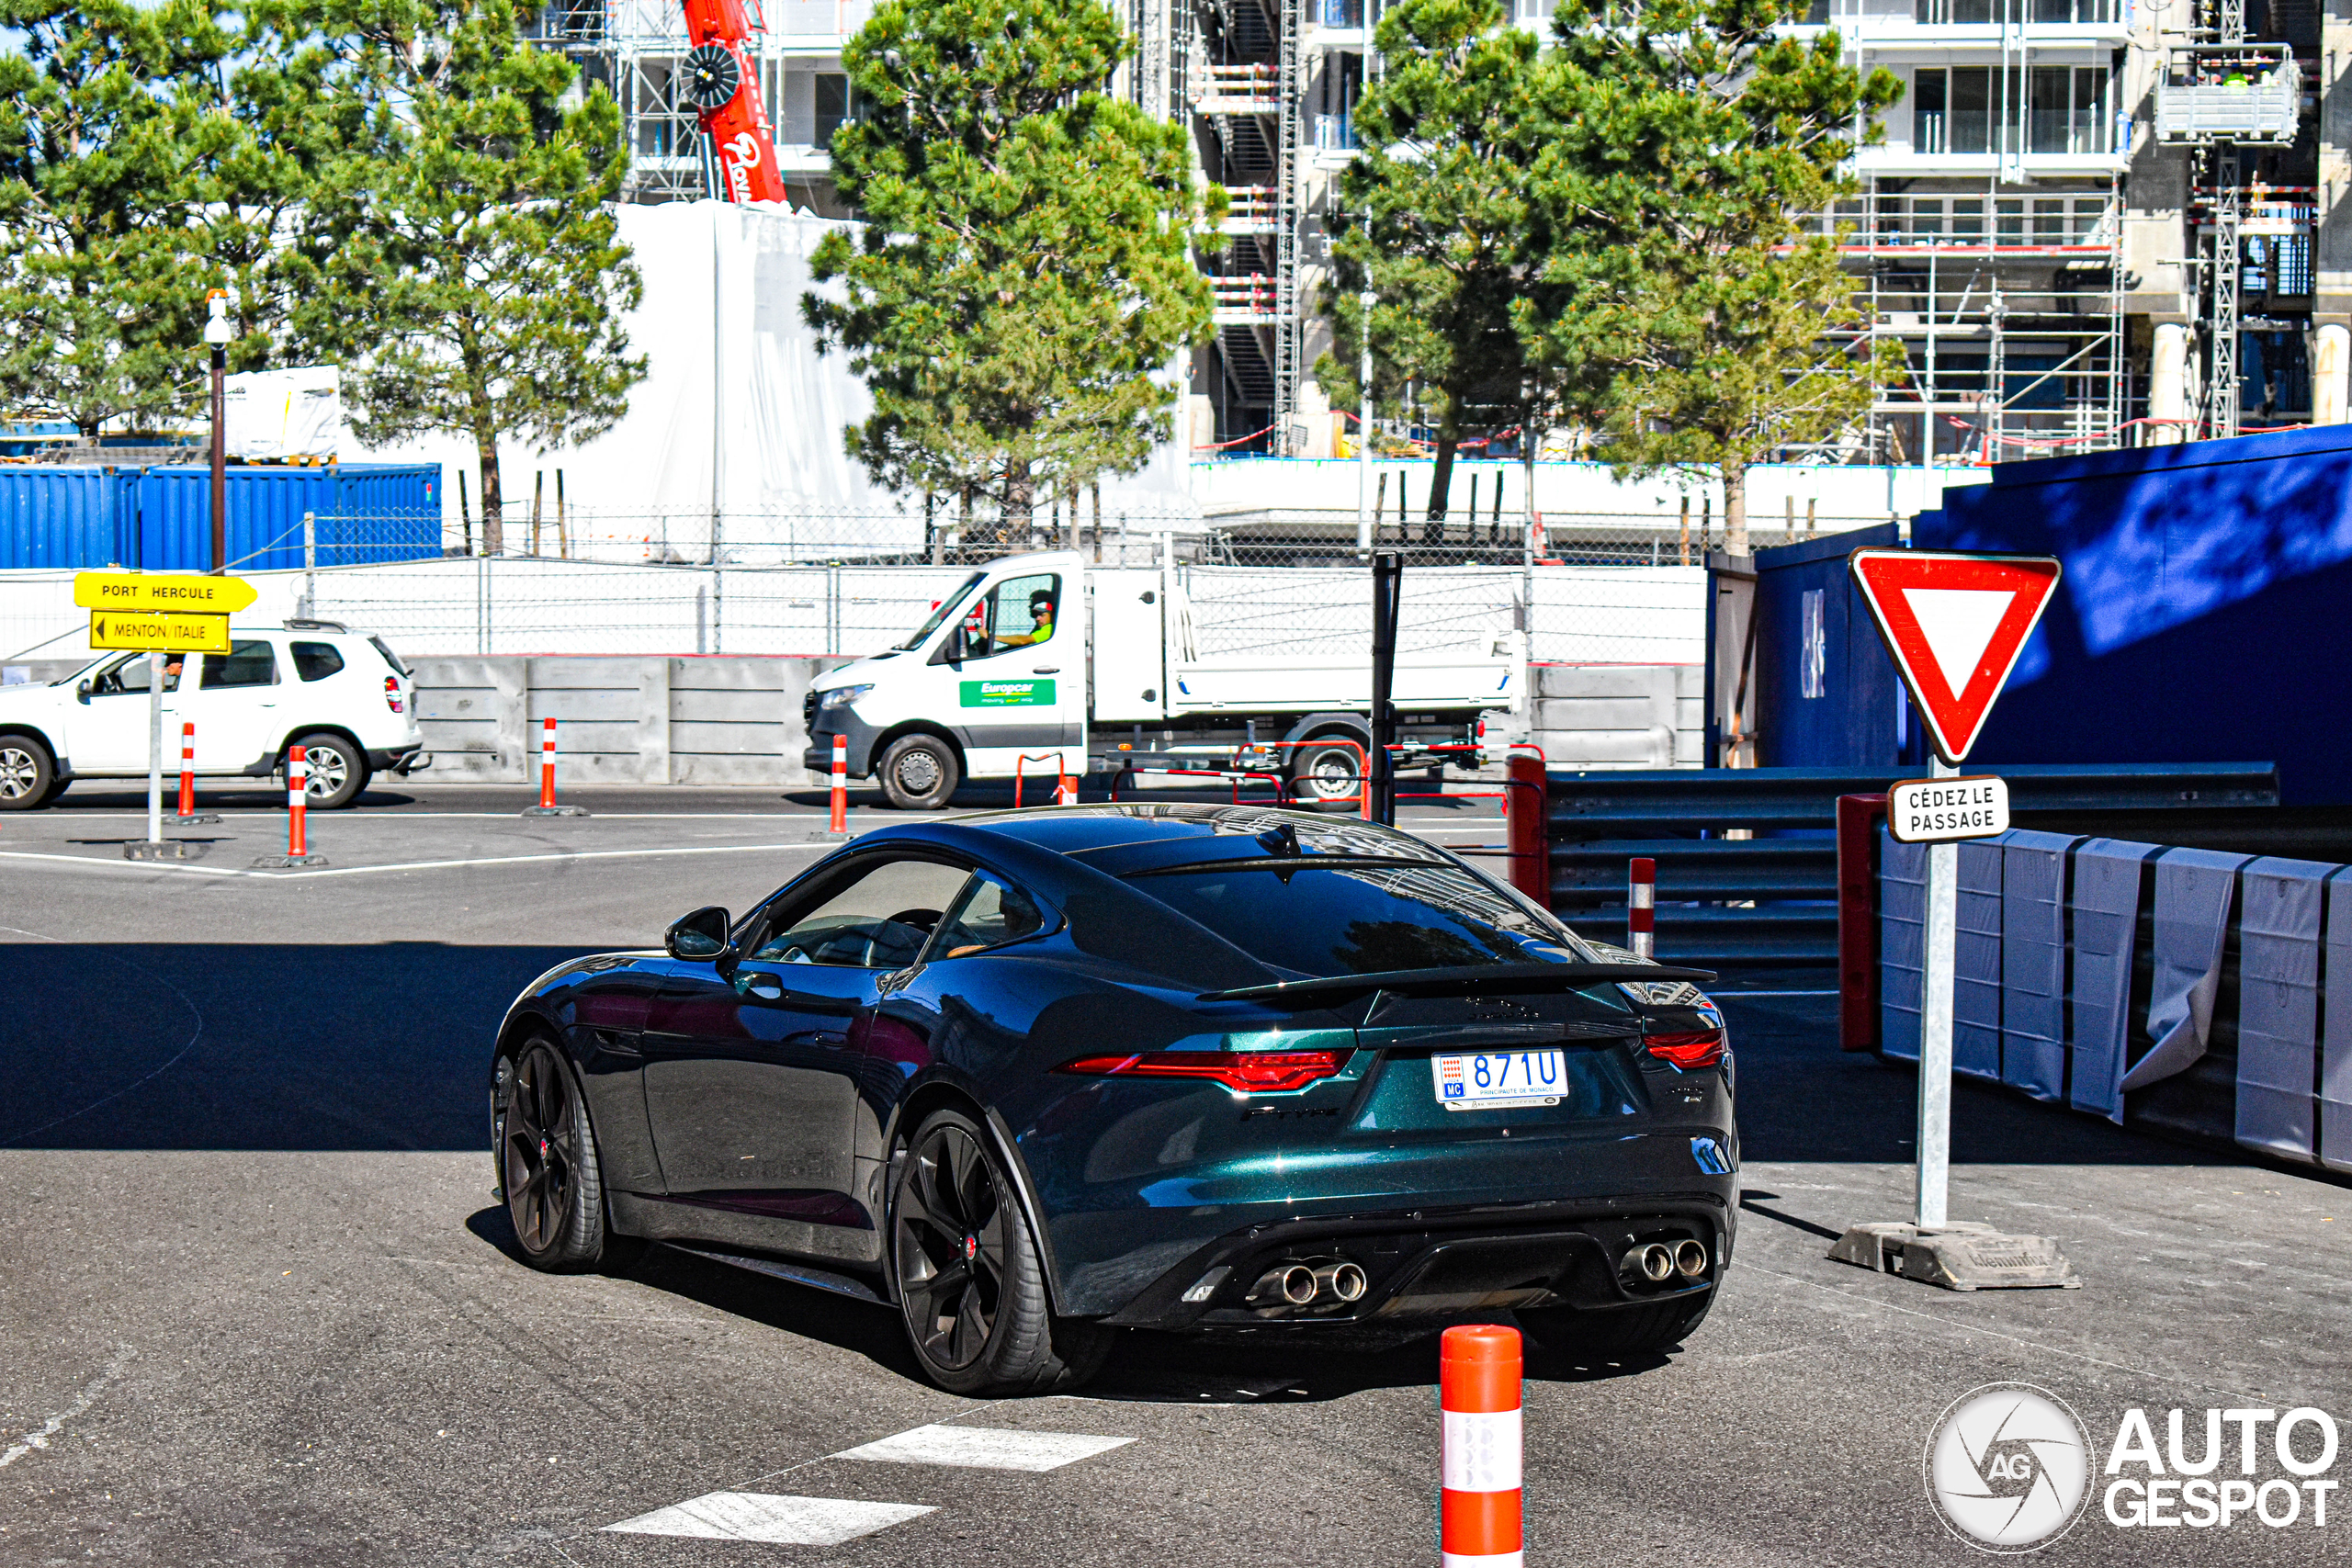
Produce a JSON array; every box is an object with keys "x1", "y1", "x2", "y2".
[
  {"x1": 301, "y1": 0, "x2": 644, "y2": 551},
  {"x1": 0, "y1": 0, "x2": 240, "y2": 437},
  {"x1": 1519, "y1": 0, "x2": 1903, "y2": 552},
  {"x1": 806, "y1": 0, "x2": 1217, "y2": 534},
  {"x1": 1316, "y1": 0, "x2": 1550, "y2": 536}
]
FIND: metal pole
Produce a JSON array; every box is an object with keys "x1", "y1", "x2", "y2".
[
  {"x1": 204, "y1": 292, "x2": 232, "y2": 574},
  {"x1": 1357, "y1": 290, "x2": 1374, "y2": 557},
  {"x1": 1916, "y1": 755, "x2": 1958, "y2": 1229},
  {"x1": 147, "y1": 651, "x2": 164, "y2": 845},
  {"x1": 1369, "y1": 549, "x2": 1401, "y2": 825},
  {"x1": 301, "y1": 510, "x2": 316, "y2": 617}
]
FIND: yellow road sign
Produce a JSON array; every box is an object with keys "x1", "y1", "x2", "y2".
[
  {"x1": 74, "y1": 571, "x2": 256, "y2": 615},
  {"x1": 89, "y1": 611, "x2": 232, "y2": 654}
]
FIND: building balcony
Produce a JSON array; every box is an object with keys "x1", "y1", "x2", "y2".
[{"x1": 1854, "y1": 148, "x2": 2128, "y2": 176}]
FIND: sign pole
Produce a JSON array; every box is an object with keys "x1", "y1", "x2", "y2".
[
  {"x1": 1916, "y1": 756, "x2": 1958, "y2": 1230},
  {"x1": 146, "y1": 651, "x2": 164, "y2": 846}
]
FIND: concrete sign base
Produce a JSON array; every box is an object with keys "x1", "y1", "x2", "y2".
[{"x1": 1828, "y1": 1221, "x2": 2080, "y2": 1291}]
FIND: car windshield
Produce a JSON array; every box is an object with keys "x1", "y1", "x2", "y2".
[
  {"x1": 897, "y1": 573, "x2": 987, "y2": 652},
  {"x1": 1126, "y1": 863, "x2": 1592, "y2": 979}
]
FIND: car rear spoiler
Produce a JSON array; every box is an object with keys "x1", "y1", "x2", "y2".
[{"x1": 1197, "y1": 962, "x2": 1718, "y2": 1007}]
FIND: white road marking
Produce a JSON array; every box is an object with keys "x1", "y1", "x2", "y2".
[
  {"x1": 0, "y1": 1348, "x2": 133, "y2": 1470},
  {"x1": 832, "y1": 1423, "x2": 1135, "y2": 1472},
  {"x1": 0, "y1": 840, "x2": 831, "y2": 881},
  {"x1": 602, "y1": 1492, "x2": 933, "y2": 1544}
]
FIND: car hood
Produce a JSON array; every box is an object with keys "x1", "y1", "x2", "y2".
[{"x1": 813, "y1": 652, "x2": 899, "y2": 693}]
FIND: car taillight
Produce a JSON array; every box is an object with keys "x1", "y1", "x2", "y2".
[
  {"x1": 1055, "y1": 1049, "x2": 1350, "y2": 1093},
  {"x1": 1644, "y1": 1029, "x2": 1726, "y2": 1070},
  {"x1": 385, "y1": 676, "x2": 404, "y2": 714}
]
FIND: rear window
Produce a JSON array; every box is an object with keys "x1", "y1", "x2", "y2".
[
  {"x1": 290, "y1": 642, "x2": 345, "y2": 682},
  {"x1": 1126, "y1": 863, "x2": 1588, "y2": 979},
  {"x1": 368, "y1": 635, "x2": 409, "y2": 678}
]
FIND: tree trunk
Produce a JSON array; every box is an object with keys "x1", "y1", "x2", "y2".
[
  {"x1": 478, "y1": 435, "x2": 504, "y2": 556},
  {"x1": 1722, "y1": 456, "x2": 1747, "y2": 559},
  {"x1": 1424, "y1": 409, "x2": 1461, "y2": 547},
  {"x1": 1004, "y1": 460, "x2": 1034, "y2": 546}
]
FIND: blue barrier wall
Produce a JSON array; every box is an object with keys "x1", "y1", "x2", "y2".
[
  {"x1": 0, "y1": 464, "x2": 439, "y2": 571},
  {"x1": 1746, "y1": 524, "x2": 1905, "y2": 767},
  {"x1": 1914, "y1": 426, "x2": 2351, "y2": 801}
]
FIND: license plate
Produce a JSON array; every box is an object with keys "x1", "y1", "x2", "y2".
[{"x1": 1432, "y1": 1050, "x2": 1565, "y2": 1110}]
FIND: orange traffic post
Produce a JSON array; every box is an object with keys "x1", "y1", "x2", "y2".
[
  {"x1": 177, "y1": 721, "x2": 195, "y2": 817},
  {"x1": 1057, "y1": 765, "x2": 1078, "y2": 806},
  {"x1": 829, "y1": 733, "x2": 849, "y2": 834},
  {"x1": 521, "y1": 715, "x2": 589, "y2": 817},
  {"x1": 1440, "y1": 1324, "x2": 1522, "y2": 1568},
  {"x1": 288, "y1": 748, "x2": 308, "y2": 856}
]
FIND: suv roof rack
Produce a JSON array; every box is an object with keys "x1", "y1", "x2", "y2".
[{"x1": 282, "y1": 618, "x2": 350, "y2": 632}]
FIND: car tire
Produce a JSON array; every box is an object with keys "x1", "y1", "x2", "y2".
[
  {"x1": 877, "y1": 735, "x2": 959, "y2": 811},
  {"x1": 289, "y1": 732, "x2": 368, "y2": 809},
  {"x1": 493, "y1": 1036, "x2": 636, "y2": 1273},
  {"x1": 0, "y1": 738, "x2": 54, "y2": 811},
  {"x1": 1517, "y1": 1292, "x2": 1714, "y2": 1359},
  {"x1": 1288, "y1": 732, "x2": 1368, "y2": 810},
  {"x1": 890, "y1": 1109, "x2": 1111, "y2": 1395}
]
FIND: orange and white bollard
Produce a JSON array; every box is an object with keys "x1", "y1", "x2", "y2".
[
  {"x1": 1440, "y1": 1325, "x2": 1522, "y2": 1568},
  {"x1": 521, "y1": 715, "x2": 589, "y2": 817},
  {"x1": 1056, "y1": 766, "x2": 1078, "y2": 807},
  {"x1": 177, "y1": 721, "x2": 195, "y2": 817},
  {"x1": 1628, "y1": 856, "x2": 1657, "y2": 960},
  {"x1": 286, "y1": 746, "x2": 310, "y2": 857},
  {"x1": 829, "y1": 732, "x2": 849, "y2": 833}
]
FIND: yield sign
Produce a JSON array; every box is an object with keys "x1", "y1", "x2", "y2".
[{"x1": 1849, "y1": 548, "x2": 2063, "y2": 764}]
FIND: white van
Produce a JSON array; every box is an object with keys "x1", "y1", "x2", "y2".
[
  {"x1": 0, "y1": 620, "x2": 427, "y2": 810},
  {"x1": 803, "y1": 549, "x2": 1523, "y2": 808}
]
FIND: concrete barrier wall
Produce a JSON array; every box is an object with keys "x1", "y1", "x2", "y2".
[
  {"x1": 1528, "y1": 663, "x2": 1702, "y2": 769},
  {"x1": 412, "y1": 655, "x2": 849, "y2": 784}
]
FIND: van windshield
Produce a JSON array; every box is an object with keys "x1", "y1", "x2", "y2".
[{"x1": 897, "y1": 572, "x2": 987, "y2": 651}]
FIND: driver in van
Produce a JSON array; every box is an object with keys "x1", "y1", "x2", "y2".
[{"x1": 1006, "y1": 588, "x2": 1057, "y2": 648}]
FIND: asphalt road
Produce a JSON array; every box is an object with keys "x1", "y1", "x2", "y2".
[{"x1": 2, "y1": 793, "x2": 2347, "y2": 1564}]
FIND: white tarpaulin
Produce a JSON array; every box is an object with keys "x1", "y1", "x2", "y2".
[
  {"x1": 2120, "y1": 848, "x2": 2250, "y2": 1095},
  {"x1": 225, "y1": 366, "x2": 342, "y2": 459},
  {"x1": 346, "y1": 201, "x2": 1198, "y2": 550}
]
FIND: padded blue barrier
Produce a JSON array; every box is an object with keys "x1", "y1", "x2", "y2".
[
  {"x1": 2070, "y1": 840, "x2": 2159, "y2": 1122},
  {"x1": 1880, "y1": 829, "x2": 1926, "y2": 1062},
  {"x1": 2124, "y1": 849, "x2": 2250, "y2": 1094},
  {"x1": 2001, "y1": 831, "x2": 2082, "y2": 1103},
  {"x1": 2326, "y1": 878, "x2": 2352, "y2": 1174},
  {"x1": 2233, "y1": 858, "x2": 2336, "y2": 1162},
  {"x1": 1954, "y1": 839, "x2": 2006, "y2": 1081}
]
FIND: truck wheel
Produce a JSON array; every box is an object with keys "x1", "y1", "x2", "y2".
[
  {"x1": 879, "y1": 735, "x2": 959, "y2": 810},
  {"x1": 1289, "y1": 734, "x2": 1367, "y2": 809},
  {"x1": 0, "y1": 738, "x2": 54, "y2": 811}
]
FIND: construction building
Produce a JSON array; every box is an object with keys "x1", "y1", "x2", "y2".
[{"x1": 538, "y1": 0, "x2": 2335, "y2": 463}]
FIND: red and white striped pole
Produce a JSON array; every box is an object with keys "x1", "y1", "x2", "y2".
[
  {"x1": 286, "y1": 746, "x2": 309, "y2": 858},
  {"x1": 829, "y1": 732, "x2": 848, "y2": 833},
  {"x1": 1441, "y1": 1324, "x2": 1522, "y2": 1568},
  {"x1": 1057, "y1": 763, "x2": 1078, "y2": 807},
  {"x1": 1628, "y1": 855, "x2": 1657, "y2": 960},
  {"x1": 538, "y1": 716, "x2": 559, "y2": 810},
  {"x1": 177, "y1": 721, "x2": 195, "y2": 818}
]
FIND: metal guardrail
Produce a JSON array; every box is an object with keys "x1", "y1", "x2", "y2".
[{"x1": 1504, "y1": 762, "x2": 2282, "y2": 968}]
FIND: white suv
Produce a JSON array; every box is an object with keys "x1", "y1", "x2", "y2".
[{"x1": 0, "y1": 620, "x2": 427, "y2": 810}]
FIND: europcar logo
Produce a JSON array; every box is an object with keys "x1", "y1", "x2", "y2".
[{"x1": 1924, "y1": 1383, "x2": 2092, "y2": 1551}]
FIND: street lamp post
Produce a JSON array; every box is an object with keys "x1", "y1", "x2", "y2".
[
  {"x1": 204, "y1": 292, "x2": 232, "y2": 575},
  {"x1": 1356, "y1": 290, "x2": 1374, "y2": 557}
]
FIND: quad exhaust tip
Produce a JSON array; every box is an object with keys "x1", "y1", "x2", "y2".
[
  {"x1": 1626, "y1": 1242, "x2": 1677, "y2": 1284},
  {"x1": 1252, "y1": 1263, "x2": 1318, "y2": 1307},
  {"x1": 1675, "y1": 1239, "x2": 1709, "y2": 1280},
  {"x1": 1315, "y1": 1260, "x2": 1367, "y2": 1303}
]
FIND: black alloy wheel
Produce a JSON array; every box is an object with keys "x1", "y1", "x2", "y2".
[
  {"x1": 890, "y1": 1110, "x2": 1111, "y2": 1394},
  {"x1": 0, "y1": 739, "x2": 54, "y2": 810},
  {"x1": 495, "y1": 1039, "x2": 633, "y2": 1271}
]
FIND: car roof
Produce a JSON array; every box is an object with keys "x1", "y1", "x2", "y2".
[{"x1": 854, "y1": 804, "x2": 1459, "y2": 881}]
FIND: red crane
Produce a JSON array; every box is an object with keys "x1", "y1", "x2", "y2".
[{"x1": 677, "y1": 0, "x2": 786, "y2": 204}]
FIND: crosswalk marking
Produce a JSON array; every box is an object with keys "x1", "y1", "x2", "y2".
[
  {"x1": 602, "y1": 1492, "x2": 935, "y2": 1545},
  {"x1": 831, "y1": 1423, "x2": 1136, "y2": 1472}
]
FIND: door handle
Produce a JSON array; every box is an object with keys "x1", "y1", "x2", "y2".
[
  {"x1": 1033, "y1": 668, "x2": 1059, "y2": 674},
  {"x1": 743, "y1": 978, "x2": 785, "y2": 1000}
]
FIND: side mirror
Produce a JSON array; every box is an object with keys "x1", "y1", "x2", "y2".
[
  {"x1": 665, "y1": 905, "x2": 733, "y2": 963},
  {"x1": 75, "y1": 678, "x2": 92, "y2": 704}
]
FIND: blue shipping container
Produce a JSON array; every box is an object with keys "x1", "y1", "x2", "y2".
[
  {"x1": 1914, "y1": 425, "x2": 2349, "y2": 802},
  {"x1": 0, "y1": 463, "x2": 439, "y2": 572}
]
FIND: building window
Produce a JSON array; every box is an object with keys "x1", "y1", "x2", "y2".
[
  {"x1": 1914, "y1": 68, "x2": 1947, "y2": 152},
  {"x1": 814, "y1": 73, "x2": 851, "y2": 145},
  {"x1": 2027, "y1": 65, "x2": 2108, "y2": 153}
]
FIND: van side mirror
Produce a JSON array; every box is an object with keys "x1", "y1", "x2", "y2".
[
  {"x1": 665, "y1": 905, "x2": 733, "y2": 963},
  {"x1": 933, "y1": 624, "x2": 967, "y2": 666},
  {"x1": 75, "y1": 679, "x2": 92, "y2": 704}
]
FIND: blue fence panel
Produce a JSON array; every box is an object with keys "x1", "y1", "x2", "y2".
[
  {"x1": 0, "y1": 468, "x2": 131, "y2": 569},
  {"x1": 2070, "y1": 840, "x2": 2156, "y2": 1122},
  {"x1": 2325, "y1": 877, "x2": 2352, "y2": 1175},
  {"x1": 2234, "y1": 858, "x2": 2335, "y2": 1162},
  {"x1": 1747, "y1": 525, "x2": 1905, "y2": 768},
  {"x1": 2000, "y1": 830, "x2": 2080, "y2": 1103},
  {"x1": 1954, "y1": 838, "x2": 2005, "y2": 1081},
  {"x1": 122, "y1": 465, "x2": 439, "y2": 571},
  {"x1": 1880, "y1": 829, "x2": 1926, "y2": 1061}
]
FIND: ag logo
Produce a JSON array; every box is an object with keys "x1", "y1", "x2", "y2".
[{"x1": 1924, "y1": 1383, "x2": 2091, "y2": 1551}]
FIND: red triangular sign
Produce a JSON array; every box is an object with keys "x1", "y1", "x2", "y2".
[{"x1": 1849, "y1": 548, "x2": 2063, "y2": 764}]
